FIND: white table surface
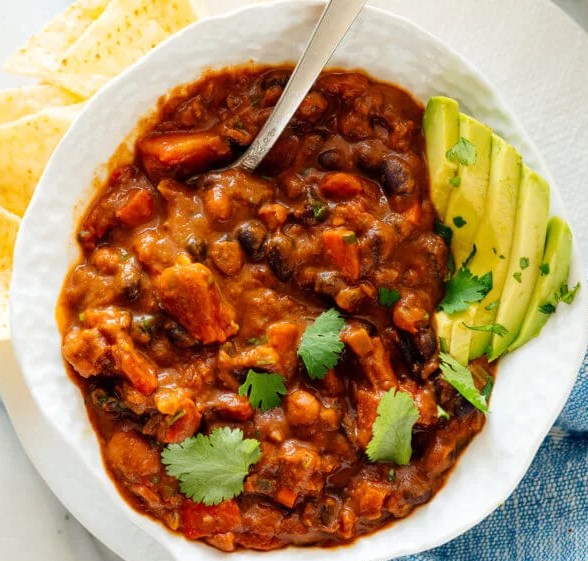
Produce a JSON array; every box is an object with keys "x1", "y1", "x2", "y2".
[{"x1": 1, "y1": 2, "x2": 587, "y2": 560}]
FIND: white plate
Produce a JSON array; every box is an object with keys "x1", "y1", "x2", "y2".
[{"x1": 9, "y1": 1, "x2": 588, "y2": 561}]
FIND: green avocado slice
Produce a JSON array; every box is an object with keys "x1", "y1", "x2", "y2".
[
  {"x1": 468, "y1": 136, "x2": 522, "y2": 359},
  {"x1": 423, "y1": 97, "x2": 460, "y2": 218},
  {"x1": 487, "y1": 165, "x2": 550, "y2": 361},
  {"x1": 507, "y1": 217, "x2": 572, "y2": 352},
  {"x1": 444, "y1": 113, "x2": 493, "y2": 268}
]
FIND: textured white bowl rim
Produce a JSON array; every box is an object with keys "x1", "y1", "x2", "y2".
[{"x1": 9, "y1": 1, "x2": 588, "y2": 561}]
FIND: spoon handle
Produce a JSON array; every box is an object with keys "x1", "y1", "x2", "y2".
[{"x1": 236, "y1": 0, "x2": 367, "y2": 172}]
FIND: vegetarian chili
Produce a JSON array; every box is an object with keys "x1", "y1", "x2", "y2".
[{"x1": 58, "y1": 65, "x2": 490, "y2": 551}]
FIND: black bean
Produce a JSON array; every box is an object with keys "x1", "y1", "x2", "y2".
[
  {"x1": 163, "y1": 319, "x2": 198, "y2": 348},
  {"x1": 235, "y1": 220, "x2": 267, "y2": 261},
  {"x1": 262, "y1": 69, "x2": 291, "y2": 89},
  {"x1": 265, "y1": 233, "x2": 294, "y2": 281},
  {"x1": 413, "y1": 327, "x2": 437, "y2": 362},
  {"x1": 313, "y1": 271, "x2": 346, "y2": 298},
  {"x1": 381, "y1": 157, "x2": 415, "y2": 196},
  {"x1": 117, "y1": 260, "x2": 142, "y2": 301},
  {"x1": 185, "y1": 234, "x2": 207, "y2": 262},
  {"x1": 317, "y1": 149, "x2": 344, "y2": 171}
]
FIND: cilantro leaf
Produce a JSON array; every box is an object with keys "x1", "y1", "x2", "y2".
[
  {"x1": 366, "y1": 388, "x2": 419, "y2": 465},
  {"x1": 161, "y1": 427, "x2": 261, "y2": 506},
  {"x1": 448, "y1": 175, "x2": 461, "y2": 187},
  {"x1": 298, "y1": 309, "x2": 345, "y2": 380},
  {"x1": 462, "y1": 322, "x2": 508, "y2": 337},
  {"x1": 558, "y1": 282, "x2": 581, "y2": 304},
  {"x1": 439, "y1": 266, "x2": 493, "y2": 314},
  {"x1": 452, "y1": 216, "x2": 467, "y2": 228},
  {"x1": 439, "y1": 352, "x2": 489, "y2": 413},
  {"x1": 539, "y1": 263, "x2": 550, "y2": 276},
  {"x1": 513, "y1": 271, "x2": 522, "y2": 283},
  {"x1": 446, "y1": 137, "x2": 477, "y2": 166},
  {"x1": 238, "y1": 370, "x2": 286, "y2": 412},
  {"x1": 538, "y1": 303, "x2": 556, "y2": 315},
  {"x1": 378, "y1": 287, "x2": 401, "y2": 308}
]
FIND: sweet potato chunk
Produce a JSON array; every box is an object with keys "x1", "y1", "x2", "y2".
[
  {"x1": 319, "y1": 173, "x2": 363, "y2": 199},
  {"x1": 115, "y1": 189, "x2": 154, "y2": 228},
  {"x1": 106, "y1": 431, "x2": 161, "y2": 482},
  {"x1": 322, "y1": 228, "x2": 360, "y2": 282},
  {"x1": 139, "y1": 132, "x2": 231, "y2": 178},
  {"x1": 111, "y1": 333, "x2": 158, "y2": 395},
  {"x1": 62, "y1": 327, "x2": 110, "y2": 378},
  {"x1": 156, "y1": 263, "x2": 238, "y2": 344}
]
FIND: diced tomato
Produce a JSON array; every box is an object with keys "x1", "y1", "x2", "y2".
[
  {"x1": 181, "y1": 500, "x2": 242, "y2": 540},
  {"x1": 116, "y1": 189, "x2": 154, "y2": 228},
  {"x1": 322, "y1": 228, "x2": 360, "y2": 281}
]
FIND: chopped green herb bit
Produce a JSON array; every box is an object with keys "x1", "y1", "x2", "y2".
[
  {"x1": 481, "y1": 377, "x2": 494, "y2": 402},
  {"x1": 485, "y1": 300, "x2": 499, "y2": 311},
  {"x1": 238, "y1": 370, "x2": 287, "y2": 412},
  {"x1": 513, "y1": 272, "x2": 522, "y2": 283},
  {"x1": 378, "y1": 287, "x2": 401, "y2": 308},
  {"x1": 298, "y1": 309, "x2": 345, "y2": 380},
  {"x1": 539, "y1": 263, "x2": 550, "y2": 276},
  {"x1": 312, "y1": 201, "x2": 328, "y2": 221},
  {"x1": 247, "y1": 337, "x2": 261, "y2": 346},
  {"x1": 388, "y1": 468, "x2": 396, "y2": 481},
  {"x1": 464, "y1": 244, "x2": 477, "y2": 266},
  {"x1": 446, "y1": 137, "x2": 477, "y2": 166},
  {"x1": 366, "y1": 388, "x2": 419, "y2": 465},
  {"x1": 161, "y1": 427, "x2": 261, "y2": 506},
  {"x1": 448, "y1": 175, "x2": 461, "y2": 187},
  {"x1": 519, "y1": 257, "x2": 530, "y2": 270},
  {"x1": 120, "y1": 249, "x2": 131, "y2": 262},
  {"x1": 492, "y1": 248, "x2": 497, "y2": 255},
  {"x1": 168, "y1": 409, "x2": 186, "y2": 426},
  {"x1": 436, "y1": 405, "x2": 450, "y2": 420},
  {"x1": 342, "y1": 232, "x2": 358, "y2": 245},
  {"x1": 558, "y1": 282, "x2": 581, "y2": 305},
  {"x1": 462, "y1": 322, "x2": 508, "y2": 336},
  {"x1": 499, "y1": 254, "x2": 505, "y2": 260},
  {"x1": 439, "y1": 266, "x2": 492, "y2": 314},
  {"x1": 452, "y1": 216, "x2": 467, "y2": 228},
  {"x1": 234, "y1": 119, "x2": 245, "y2": 130},
  {"x1": 538, "y1": 303, "x2": 556, "y2": 315},
  {"x1": 439, "y1": 352, "x2": 489, "y2": 413},
  {"x1": 434, "y1": 221, "x2": 453, "y2": 246},
  {"x1": 78, "y1": 311, "x2": 86, "y2": 322}
]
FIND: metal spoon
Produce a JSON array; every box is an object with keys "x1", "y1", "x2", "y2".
[{"x1": 215, "y1": 0, "x2": 367, "y2": 174}]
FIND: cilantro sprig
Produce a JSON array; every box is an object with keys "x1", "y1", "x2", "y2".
[
  {"x1": 161, "y1": 427, "x2": 261, "y2": 506},
  {"x1": 439, "y1": 352, "x2": 488, "y2": 413},
  {"x1": 297, "y1": 308, "x2": 345, "y2": 380},
  {"x1": 366, "y1": 388, "x2": 419, "y2": 465},
  {"x1": 238, "y1": 370, "x2": 286, "y2": 412},
  {"x1": 439, "y1": 265, "x2": 493, "y2": 314}
]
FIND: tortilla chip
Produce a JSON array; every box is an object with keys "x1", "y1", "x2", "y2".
[
  {"x1": 3, "y1": 0, "x2": 110, "y2": 79},
  {"x1": 0, "y1": 85, "x2": 81, "y2": 125},
  {"x1": 0, "y1": 104, "x2": 82, "y2": 217},
  {"x1": 0, "y1": 207, "x2": 20, "y2": 340},
  {"x1": 4, "y1": 0, "x2": 197, "y2": 98}
]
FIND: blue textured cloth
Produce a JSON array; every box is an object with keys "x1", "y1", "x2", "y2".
[{"x1": 401, "y1": 350, "x2": 588, "y2": 561}]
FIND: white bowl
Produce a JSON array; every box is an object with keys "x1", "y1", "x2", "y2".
[{"x1": 9, "y1": 1, "x2": 588, "y2": 560}]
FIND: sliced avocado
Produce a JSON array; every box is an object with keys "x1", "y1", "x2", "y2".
[
  {"x1": 468, "y1": 136, "x2": 522, "y2": 359},
  {"x1": 507, "y1": 217, "x2": 572, "y2": 352},
  {"x1": 423, "y1": 97, "x2": 460, "y2": 218},
  {"x1": 434, "y1": 310, "x2": 453, "y2": 352},
  {"x1": 448, "y1": 307, "x2": 476, "y2": 365},
  {"x1": 487, "y1": 165, "x2": 550, "y2": 361},
  {"x1": 444, "y1": 114, "x2": 493, "y2": 267}
]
